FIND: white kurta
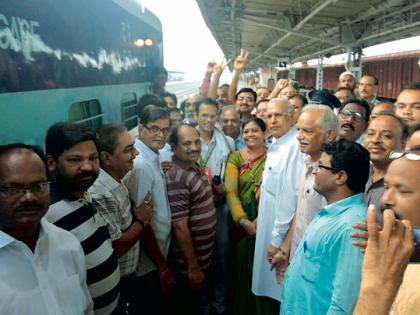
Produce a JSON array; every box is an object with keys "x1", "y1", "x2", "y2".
[{"x1": 252, "y1": 126, "x2": 304, "y2": 301}]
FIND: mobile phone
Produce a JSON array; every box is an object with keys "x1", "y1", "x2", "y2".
[
  {"x1": 410, "y1": 227, "x2": 420, "y2": 263},
  {"x1": 212, "y1": 175, "x2": 222, "y2": 186}
]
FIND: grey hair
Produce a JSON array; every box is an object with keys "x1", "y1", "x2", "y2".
[
  {"x1": 302, "y1": 104, "x2": 339, "y2": 135},
  {"x1": 220, "y1": 105, "x2": 240, "y2": 119},
  {"x1": 268, "y1": 98, "x2": 294, "y2": 118}
]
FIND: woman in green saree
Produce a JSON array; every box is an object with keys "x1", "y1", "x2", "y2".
[{"x1": 225, "y1": 117, "x2": 278, "y2": 315}]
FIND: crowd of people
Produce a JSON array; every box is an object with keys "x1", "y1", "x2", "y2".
[{"x1": 1, "y1": 49, "x2": 419, "y2": 315}]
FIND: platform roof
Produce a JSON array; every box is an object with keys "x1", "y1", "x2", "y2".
[{"x1": 196, "y1": 0, "x2": 420, "y2": 69}]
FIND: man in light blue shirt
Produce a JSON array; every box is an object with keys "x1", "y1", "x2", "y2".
[
  {"x1": 195, "y1": 98, "x2": 234, "y2": 315},
  {"x1": 281, "y1": 139, "x2": 370, "y2": 315},
  {"x1": 124, "y1": 105, "x2": 173, "y2": 315}
]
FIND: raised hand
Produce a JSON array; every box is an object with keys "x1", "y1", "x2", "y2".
[
  {"x1": 206, "y1": 61, "x2": 216, "y2": 74},
  {"x1": 213, "y1": 58, "x2": 231, "y2": 77},
  {"x1": 275, "y1": 78, "x2": 289, "y2": 91},
  {"x1": 233, "y1": 48, "x2": 249, "y2": 71}
]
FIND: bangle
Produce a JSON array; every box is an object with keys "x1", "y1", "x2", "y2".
[{"x1": 238, "y1": 217, "x2": 248, "y2": 226}]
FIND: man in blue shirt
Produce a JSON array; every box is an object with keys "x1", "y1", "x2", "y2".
[{"x1": 281, "y1": 139, "x2": 370, "y2": 315}]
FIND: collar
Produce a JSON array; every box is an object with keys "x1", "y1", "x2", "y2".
[
  {"x1": 0, "y1": 219, "x2": 48, "y2": 250},
  {"x1": 304, "y1": 156, "x2": 318, "y2": 174},
  {"x1": 50, "y1": 182, "x2": 92, "y2": 204},
  {"x1": 273, "y1": 126, "x2": 297, "y2": 144},
  {"x1": 0, "y1": 229, "x2": 15, "y2": 249},
  {"x1": 98, "y1": 168, "x2": 120, "y2": 190},
  {"x1": 318, "y1": 193, "x2": 364, "y2": 216},
  {"x1": 172, "y1": 156, "x2": 201, "y2": 174},
  {"x1": 235, "y1": 132, "x2": 244, "y2": 143},
  {"x1": 367, "y1": 164, "x2": 385, "y2": 188},
  {"x1": 135, "y1": 138, "x2": 159, "y2": 162},
  {"x1": 197, "y1": 127, "x2": 216, "y2": 145}
]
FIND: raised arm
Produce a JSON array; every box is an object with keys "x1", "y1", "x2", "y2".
[
  {"x1": 268, "y1": 78, "x2": 289, "y2": 99},
  {"x1": 208, "y1": 58, "x2": 231, "y2": 100},
  {"x1": 199, "y1": 61, "x2": 215, "y2": 97},
  {"x1": 228, "y1": 49, "x2": 249, "y2": 103}
]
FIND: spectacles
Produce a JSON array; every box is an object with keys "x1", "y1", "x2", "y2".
[
  {"x1": 143, "y1": 124, "x2": 170, "y2": 135},
  {"x1": 389, "y1": 150, "x2": 420, "y2": 161},
  {"x1": 0, "y1": 181, "x2": 50, "y2": 198},
  {"x1": 315, "y1": 164, "x2": 341, "y2": 173},
  {"x1": 339, "y1": 109, "x2": 366, "y2": 123}
]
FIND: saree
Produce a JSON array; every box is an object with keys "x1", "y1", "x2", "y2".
[{"x1": 225, "y1": 151, "x2": 279, "y2": 315}]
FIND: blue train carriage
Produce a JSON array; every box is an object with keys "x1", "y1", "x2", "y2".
[{"x1": 0, "y1": 0, "x2": 163, "y2": 146}]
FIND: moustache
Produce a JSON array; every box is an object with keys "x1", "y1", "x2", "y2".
[
  {"x1": 15, "y1": 204, "x2": 45, "y2": 212},
  {"x1": 341, "y1": 123, "x2": 355, "y2": 131},
  {"x1": 380, "y1": 204, "x2": 402, "y2": 220},
  {"x1": 368, "y1": 144, "x2": 385, "y2": 151},
  {"x1": 75, "y1": 171, "x2": 97, "y2": 180}
]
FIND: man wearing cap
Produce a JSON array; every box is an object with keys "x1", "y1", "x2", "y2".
[
  {"x1": 338, "y1": 72, "x2": 356, "y2": 91},
  {"x1": 307, "y1": 90, "x2": 342, "y2": 110}
]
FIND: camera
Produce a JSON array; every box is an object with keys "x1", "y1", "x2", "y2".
[{"x1": 212, "y1": 175, "x2": 222, "y2": 185}]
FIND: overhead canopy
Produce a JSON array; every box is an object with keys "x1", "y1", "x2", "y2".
[{"x1": 196, "y1": 0, "x2": 420, "y2": 69}]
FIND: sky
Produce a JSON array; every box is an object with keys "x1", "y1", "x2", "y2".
[
  {"x1": 139, "y1": 0, "x2": 225, "y2": 81},
  {"x1": 139, "y1": 0, "x2": 420, "y2": 80}
]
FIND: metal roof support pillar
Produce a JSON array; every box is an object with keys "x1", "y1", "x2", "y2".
[
  {"x1": 316, "y1": 56, "x2": 324, "y2": 90},
  {"x1": 288, "y1": 66, "x2": 296, "y2": 80},
  {"x1": 346, "y1": 47, "x2": 363, "y2": 81}
]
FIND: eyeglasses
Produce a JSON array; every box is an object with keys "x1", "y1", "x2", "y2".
[
  {"x1": 315, "y1": 164, "x2": 341, "y2": 173},
  {"x1": 0, "y1": 181, "x2": 50, "y2": 198},
  {"x1": 339, "y1": 109, "x2": 366, "y2": 123},
  {"x1": 143, "y1": 124, "x2": 170, "y2": 135},
  {"x1": 389, "y1": 150, "x2": 420, "y2": 161}
]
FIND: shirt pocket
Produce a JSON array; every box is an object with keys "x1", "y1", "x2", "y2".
[
  {"x1": 301, "y1": 247, "x2": 320, "y2": 283},
  {"x1": 263, "y1": 169, "x2": 280, "y2": 197}
]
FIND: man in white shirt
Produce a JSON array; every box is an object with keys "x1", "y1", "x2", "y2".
[
  {"x1": 124, "y1": 105, "x2": 174, "y2": 315},
  {"x1": 252, "y1": 98, "x2": 304, "y2": 306},
  {"x1": 271, "y1": 105, "x2": 338, "y2": 281},
  {"x1": 0, "y1": 144, "x2": 93, "y2": 315}
]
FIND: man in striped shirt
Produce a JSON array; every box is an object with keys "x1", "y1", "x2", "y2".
[
  {"x1": 89, "y1": 124, "x2": 154, "y2": 314},
  {"x1": 44, "y1": 123, "x2": 120, "y2": 315},
  {"x1": 166, "y1": 124, "x2": 217, "y2": 315}
]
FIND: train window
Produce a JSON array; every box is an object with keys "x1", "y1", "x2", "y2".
[
  {"x1": 121, "y1": 92, "x2": 139, "y2": 130},
  {"x1": 68, "y1": 99, "x2": 104, "y2": 130}
]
